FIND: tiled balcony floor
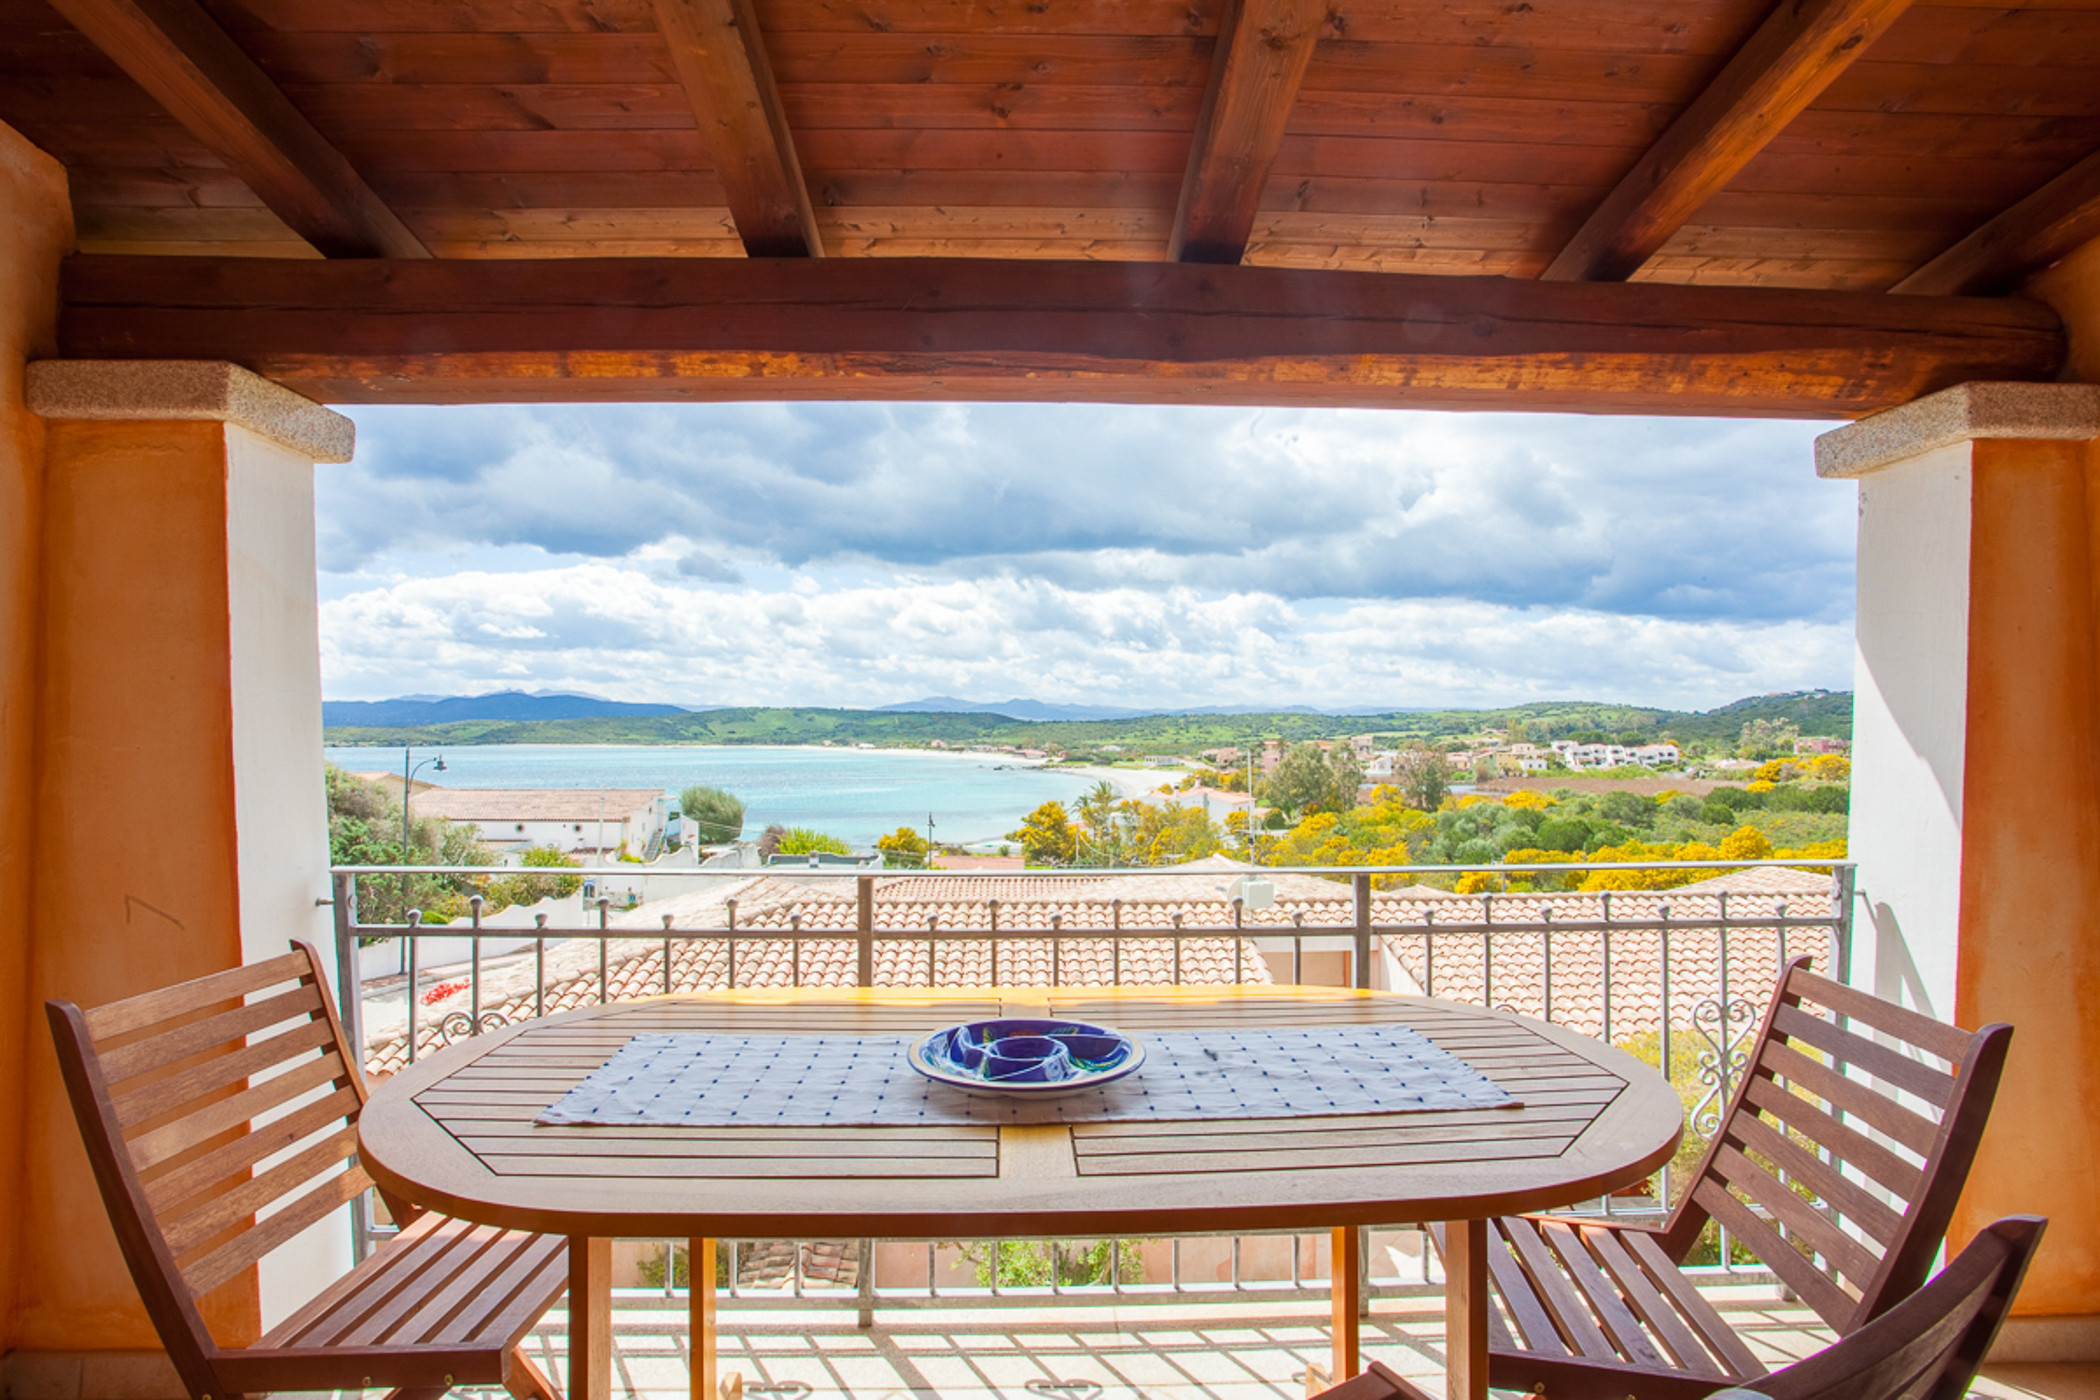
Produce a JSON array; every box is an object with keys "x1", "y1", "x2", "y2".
[{"x1": 519, "y1": 1292, "x2": 2100, "y2": 1400}]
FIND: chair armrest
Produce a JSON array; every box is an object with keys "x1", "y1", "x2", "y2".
[{"x1": 1309, "y1": 1361, "x2": 1437, "y2": 1400}]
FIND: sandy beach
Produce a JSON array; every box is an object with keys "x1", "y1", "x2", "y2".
[{"x1": 1055, "y1": 762, "x2": 1186, "y2": 799}]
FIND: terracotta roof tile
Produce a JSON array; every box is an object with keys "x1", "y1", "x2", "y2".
[{"x1": 362, "y1": 867, "x2": 1844, "y2": 1077}]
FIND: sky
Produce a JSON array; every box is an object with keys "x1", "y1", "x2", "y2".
[{"x1": 315, "y1": 402, "x2": 1858, "y2": 713}]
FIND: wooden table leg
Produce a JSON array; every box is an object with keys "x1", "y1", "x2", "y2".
[
  {"x1": 690, "y1": 1238, "x2": 717, "y2": 1400},
  {"x1": 1330, "y1": 1225, "x2": 1361, "y2": 1383},
  {"x1": 1443, "y1": 1220, "x2": 1489, "y2": 1400},
  {"x1": 570, "y1": 1236, "x2": 612, "y2": 1400}
]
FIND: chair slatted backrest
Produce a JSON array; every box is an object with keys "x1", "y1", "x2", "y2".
[
  {"x1": 46, "y1": 942, "x2": 384, "y2": 1398},
  {"x1": 1728, "y1": 1216, "x2": 2044, "y2": 1400},
  {"x1": 1659, "y1": 956, "x2": 2012, "y2": 1336}
]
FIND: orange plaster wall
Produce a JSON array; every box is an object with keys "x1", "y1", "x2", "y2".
[
  {"x1": 0, "y1": 118, "x2": 74, "y2": 1356},
  {"x1": 1954, "y1": 435, "x2": 2100, "y2": 1315},
  {"x1": 19, "y1": 419, "x2": 258, "y2": 1349}
]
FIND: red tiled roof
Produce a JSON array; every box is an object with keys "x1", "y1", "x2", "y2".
[{"x1": 363, "y1": 864, "x2": 1842, "y2": 1077}]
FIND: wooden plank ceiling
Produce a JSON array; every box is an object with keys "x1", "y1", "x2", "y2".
[{"x1": 2, "y1": 0, "x2": 2097, "y2": 411}]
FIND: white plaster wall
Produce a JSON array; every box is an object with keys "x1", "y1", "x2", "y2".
[
  {"x1": 223, "y1": 423, "x2": 349, "y2": 1328},
  {"x1": 1847, "y1": 441, "x2": 1971, "y2": 1023}
]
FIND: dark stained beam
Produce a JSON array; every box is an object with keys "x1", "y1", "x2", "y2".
[
  {"x1": 1541, "y1": 0, "x2": 1912, "y2": 283},
  {"x1": 46, "y1": 0, "x2": 427, "y2": 259},
  {"x1": 652, "y1": 0, "x2": 822, "y2": 258},
  {"x1": 1168, "y1": 0, "x2": 1328, "y2": 264},
  {"x1": 1894, "y1": 150, "x2": 2100, "y2": 297},
  {"x1": 57, "y1": 255, "x2": 2062, "y2": 418}
]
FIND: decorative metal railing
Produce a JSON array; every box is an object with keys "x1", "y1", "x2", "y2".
[{"x1": 330, "y1": 858, "x2": 1855, "y2": 1301}]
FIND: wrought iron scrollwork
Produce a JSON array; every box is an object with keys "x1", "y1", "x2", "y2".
[
  {"x1": 438, "y1": 1008, "x2": 511, "y2": 1043},
  {"x1": 1688, "y1": 994, "x2": 1759, "y2": 1135}
]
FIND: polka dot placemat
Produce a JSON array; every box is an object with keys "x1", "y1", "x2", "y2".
[{"x1": 536, "y1": 1024, "x2": 1519, "y2": 1128}]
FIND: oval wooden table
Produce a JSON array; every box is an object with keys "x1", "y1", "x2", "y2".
[{"x1": 358, "y1": 985, "x2": 1683, "y2": 1400}]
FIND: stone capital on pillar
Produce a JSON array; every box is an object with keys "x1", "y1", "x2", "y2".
[
  {"x1": 26, "y1": 358, "x2": 354, "y2": 461},
  {"x1": 1825, "y1": 380, "x2": 2100, "y2": 1353},
  {"x1": 1816, "y1": 380, "x2": 2100, "y2": 479}
]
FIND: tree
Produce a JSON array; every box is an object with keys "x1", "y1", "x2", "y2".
[
  {"x1": 1329, "y1": 744, "x2": 1366, "y2": 810},
  {"x1": 324, "y1": 764, "x2": 496, "y2": 925},
  {"x1": 1266, "y1": 742, "x2": 1359, "y2": 817},
  {"x1": 680, "y1": 784, "x2": 745, "y2": 843},
  {"x1": 1009, "y1": 800, "x2": 1077, "y2": 865},
  {"x1": 1738, "y1": 718, "x2": 1800, "y2": 760},
  {"x1": 757, "y1": 823, "x2": 786, "y2": 859},
  {"x1": 1392, "y1": 742, "x2": 1453, "y2": 812},
  {"x1": 1127, "y1": 803, "x2": 1224, "y2": 865},
  {"x1": 876, "y1": 826, "x2": 930, "y2": 868}
]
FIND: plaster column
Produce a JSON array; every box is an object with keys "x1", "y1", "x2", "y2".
[
  {"x1": 1823, "y1": 381, "x2": 2100, "y2": 1356},
  {"x1": 0, "y1": 116, "x2": 74, "y2": 1366},
  {"x1": 16, "y1": 362, "x2": 353, "y2": 1392}
]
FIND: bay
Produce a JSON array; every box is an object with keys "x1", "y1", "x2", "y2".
[{"x1": 324, "y1": 743, "x2": 1161, "y2": 848}]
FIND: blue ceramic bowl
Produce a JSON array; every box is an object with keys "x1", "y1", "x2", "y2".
[
  {"x1": 981, "y1": 1035, "x2": 1074, "y2": 1082},
  {"x1": 910, "y1": 1018, "x2": 1145, "y2": 1097}
]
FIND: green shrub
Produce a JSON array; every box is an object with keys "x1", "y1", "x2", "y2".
[
  {"x1": 776, "y1": 826, "x2": 851, "y2": 856},
  {"x1": 959, "y1": 1239, "x2": 1145, "y2": 1289}
]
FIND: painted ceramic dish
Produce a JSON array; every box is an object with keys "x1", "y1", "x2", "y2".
[{"x1": 908, "y1": 1018, "x2": 1145, "y2": 1097}]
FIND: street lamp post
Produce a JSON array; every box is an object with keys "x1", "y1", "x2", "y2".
[{"x1": 401, "y1": 746, "x2": 446, "y2": 914}]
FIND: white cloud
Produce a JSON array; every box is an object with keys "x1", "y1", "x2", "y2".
[
  {"x1": 326, "y1": 403, "x2": 1850, "y2": 621},
  {"x1": 318, "y1": 561, "x2": 1850, "y2": 711},
  {"x1": 317, "y1": 402, "x2": 1857, "y2": 708}
]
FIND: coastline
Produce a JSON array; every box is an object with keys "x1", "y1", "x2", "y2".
[{"x1": 1056, "y1": 763, "x2": 1182, "y2": 799}]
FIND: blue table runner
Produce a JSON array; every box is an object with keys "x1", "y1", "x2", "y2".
[{"x1": 536, "y1": 1024, "x2": 1518, "y2": 1128}]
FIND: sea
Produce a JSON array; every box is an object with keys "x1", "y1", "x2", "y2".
[{"x1": 323, "y1": 743, "x2": 1138, "y2": 849}]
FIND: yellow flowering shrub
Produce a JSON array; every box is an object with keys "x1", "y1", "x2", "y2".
[{"x1": 1719, "y1": 826, "x2": 1775, "y2": 860}]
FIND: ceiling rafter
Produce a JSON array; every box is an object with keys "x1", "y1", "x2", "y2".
[
  {"x1": 56, "y1": 255, "x2": 2064, "y2": 417},
  {"x1": 1169, "y1": 0, "x2": 1329, "y2": 264},
  {"x1": 1540, "y1": 0, "x2": 1912, "y2": 283},
  {"x1": 46, "y1": 0, "x2": 427, "y2": 259},
  {"x1": 1894, "y1": 150, "x2": 2100, "y2": 297},
  {"x1": 652, "y1": 0, "x2": 823, "y2": 258}
]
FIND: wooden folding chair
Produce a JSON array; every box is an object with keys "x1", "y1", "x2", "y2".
[
  {"x1": 47, "y1": 940, "x2": 568, "y2": 1400},
  {"x1": 1435, "y1": 955, "x2": 2013, "y2": 1400},
  {"x1": 1324, "y1": 1216, "x2": 2045, "y2": 1400}
]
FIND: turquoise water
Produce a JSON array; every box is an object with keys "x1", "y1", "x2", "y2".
[{"x1": 323, "y1": 743, "x2": 1116, "y2": 848}]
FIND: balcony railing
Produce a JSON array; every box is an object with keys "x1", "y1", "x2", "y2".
[{"x1": 328, "y1": 858, "x2": 1855, "y2": 1303}]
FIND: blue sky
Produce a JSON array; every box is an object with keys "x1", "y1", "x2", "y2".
[{"x1": 315, "y1": 402, "x2": 1856, "y2": 711}]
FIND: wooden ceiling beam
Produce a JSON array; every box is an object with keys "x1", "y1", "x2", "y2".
[
  {"x1": 46, "y1": 0, "x2": 426, "y2": 259},
  {"x1": 1541, "y1": 0, "x2": 1913, "y2": 283},
  {"x1": 652, "y1": 0, "x2": 822, "y2": 258},
  {"x1": 1169, "y1": 0, "x2": 1329, "y2": 264},
  {"x1": 1893, "y1": 149, "x2": 2100, "y2": 297},
  {"x1": 57, "y1": 255, "x2": 2062, "y2": 418}
]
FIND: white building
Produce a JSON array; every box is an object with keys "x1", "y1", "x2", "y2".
[
  {"x1": 408, "y1": 787, "x2": 675, "y2": 862},
  {"x1": 1163, "y1": 785, "x2": 1256, "y2": 820},
  {"x1": 1547, "y1": 741, "x2": 1679, "y2": 771}
]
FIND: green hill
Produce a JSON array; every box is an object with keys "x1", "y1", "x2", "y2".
[{"x1": 323, "y1": 690, "x2": 1852, "y2": 754}]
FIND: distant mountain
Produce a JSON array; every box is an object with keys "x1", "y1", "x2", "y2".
[
  {"x1": 322, "y1": 691, "x2": 1854, "y2": 750},
  {"x1": 882, "y1": 696, "x2": 1349, "y2": 721},
  {"x1": 322, "y1": 691, "x2": 688, "y2": 727},
  {"x1": 879, "y1": 696, "x2": 1148, "y2": 721}
]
